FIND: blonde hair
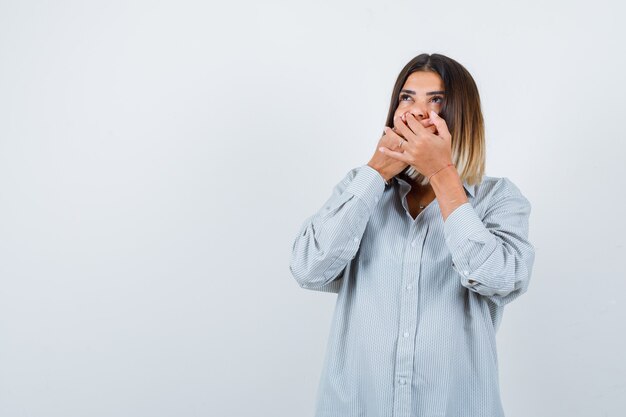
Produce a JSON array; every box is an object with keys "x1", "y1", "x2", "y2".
[{"x1": 385, "y1": 53, "x2": 486, "y2": 186}]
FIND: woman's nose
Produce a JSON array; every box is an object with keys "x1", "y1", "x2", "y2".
[{"x1": 406, "y1": 103, "x2": 429, "y2": 120}]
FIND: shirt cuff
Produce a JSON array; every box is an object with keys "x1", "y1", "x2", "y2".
[
  {"x1": 344, "y1": 164, "x2": 386, "y2": 213},
  {"x1": 443, "y1": 202, "x2": 494, "y2": 287},
  {"x1": 443, "y1": 202, "x2": 491, "y2": 250}
]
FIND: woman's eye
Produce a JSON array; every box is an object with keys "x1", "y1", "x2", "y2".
[{"x1": 399, "y1": 94, "x2": 443, "y2": 103}]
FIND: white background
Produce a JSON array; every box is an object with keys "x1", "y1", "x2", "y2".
[{"x1": 1, "y1": 1, "x2": 624, "y2": 416}]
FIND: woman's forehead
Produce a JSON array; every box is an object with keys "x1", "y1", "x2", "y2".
[
  {"x1": 403, "y1": 71, "x2": 444, "y2": 89},
  {"x1": 401, "y1": 73, "x2": 445, "y2": 96}
]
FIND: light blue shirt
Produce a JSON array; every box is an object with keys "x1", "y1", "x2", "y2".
[{"x1": 289, "y1": 164, "x2": 535, "y2": 417}]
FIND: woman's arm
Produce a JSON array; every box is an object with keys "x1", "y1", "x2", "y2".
[
  {"x1": 289, "y1": 164, "x2": 386, "y2": 292},
  {"x1": 429, "y1": 165, "x2": 470, "y2": 221},
  {"x1": 434, "y1": 169, "x2": 536, "y2": 305}
]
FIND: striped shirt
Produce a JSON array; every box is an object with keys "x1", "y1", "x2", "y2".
[{"x1": 289, "y1": 164, "x2": 535, "y2": 417}]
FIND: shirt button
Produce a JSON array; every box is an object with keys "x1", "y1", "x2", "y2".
[
  {"x1": 411, "y1": 241, "x2": 416, "y2": 247},
  {"x1": 353, "y1": 237, "x2": 359, "y2": 243},
  {"x1": 403, "y1": 332, "x2": 409, "y2": 338},
  {"x1": 399, "y1": 378, "x2": 406, "y2": 385},
  {"x1": 406, "y1": 284, "x2": 412, "y2": 290},
  {"x1": 463, "y1": 270, "x2": 469, "y2": 276}
]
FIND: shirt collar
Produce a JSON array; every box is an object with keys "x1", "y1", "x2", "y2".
[{"x1": 463, "y1": 180, "x2": 476, "y2": 198}]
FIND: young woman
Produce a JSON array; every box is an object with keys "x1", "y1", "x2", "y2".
[{"x1": 289, "y1": 53, "x2": 535, "y2": 417}]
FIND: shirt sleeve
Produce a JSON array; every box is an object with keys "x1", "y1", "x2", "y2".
[
  {"x1": 289, "y1": 164, "x2": 386, "y2": 293},
  {"x1": 443, "y1": 177, "x2": 536, "y2": 305}
]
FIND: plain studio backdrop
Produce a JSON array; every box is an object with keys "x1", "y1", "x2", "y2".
[{"x1": 1, "y1": 0, "x2": 624, "y2": 416}]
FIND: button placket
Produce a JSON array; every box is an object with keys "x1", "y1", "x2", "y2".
[{"x1": 393, "y1": 223, "x2": 427, "y2": 416}]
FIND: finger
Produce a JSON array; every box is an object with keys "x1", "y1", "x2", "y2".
[
  {"x1": 385, "y1": 125, "x2": 407, "y2": 142},
  {"x1": 394, "y1": 115, "x2": 416, "y2": 142},
  {"x1": 429, "y1": 111, "x2": 452, "y2": 141},
  {"x1": 404, "y1": 112, "x2": 428, "y2": 137},
  {"x1": 381, "y1": 128, "x2": 405, "y2": 153},
  {"x1": 389, "y1": 126, "x2": 408, "y2": 142},
  {"x1": 378, "y1": 145, "x2": 411, "y2": 163}
]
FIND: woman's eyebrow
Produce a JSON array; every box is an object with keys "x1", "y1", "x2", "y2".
[{"x1": 400, "y1": 89, "x2": 445, "y2": 96}]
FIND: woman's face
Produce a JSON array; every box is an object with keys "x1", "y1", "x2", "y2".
[{"x1": 393, "y1": 70, "x2": 445, "y2": 134}]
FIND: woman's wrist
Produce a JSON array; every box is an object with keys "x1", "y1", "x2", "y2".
[
  {"x1": 366, "y1": 162, "x2": 393, "y2": 184},
  {"x1": 428, "y1": 163, "x2": 454, "y2": 182},
  {"x1": 429, "y1": 165, "x2": 468, "y2": 221}
]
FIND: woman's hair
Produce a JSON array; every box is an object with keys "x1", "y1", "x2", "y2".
[{"x1": 385, "y1": 53, "x2": 486, "y2": 186}]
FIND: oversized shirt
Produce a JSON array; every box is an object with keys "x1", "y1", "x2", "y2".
[{"x1": 288, "y1": 164, "x2": 535, "y2": 417}]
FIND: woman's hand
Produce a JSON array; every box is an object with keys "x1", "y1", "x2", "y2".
[
  {"x1": 378, "y1": 110, "x2": 453, "y2": 179},
  {"x1": 367, "y1": 127, "x2": 409, "y2": 182}
]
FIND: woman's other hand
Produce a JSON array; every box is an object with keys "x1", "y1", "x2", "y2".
[{"x1": 367, "y1": 127, "x2": 409, "y2": 182}]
